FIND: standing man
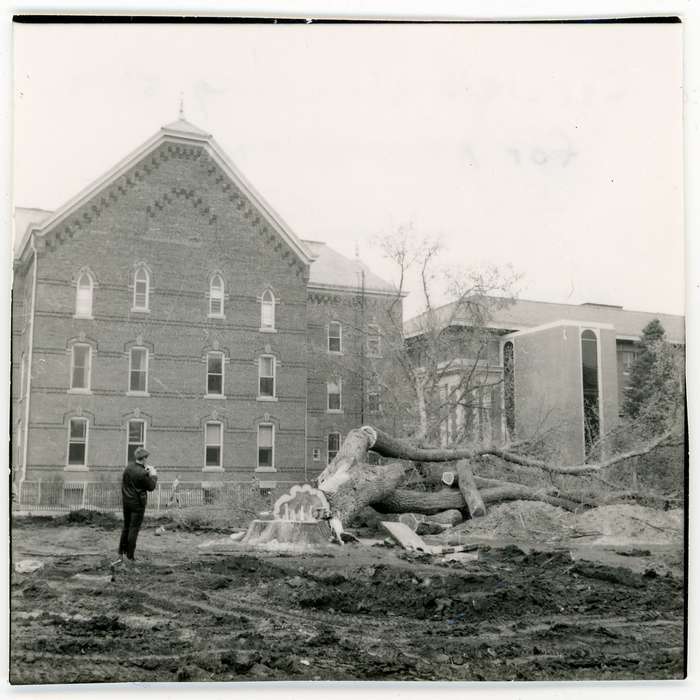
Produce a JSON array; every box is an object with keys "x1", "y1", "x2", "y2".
[{"x1": 118, "y1": 446, "x2": 157, "y2": 566}]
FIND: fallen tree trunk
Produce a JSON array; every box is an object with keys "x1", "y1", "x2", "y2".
[
  {"x1": 455, "y1": 459, "x2": 486, "y2": 518},
  {"x1": 317, "y1": 427, "x2": 376, "y2": 493},
  {"x1": 374, "y1": 485, "x2": 583, "y2": 515},
  {"x1": 328, "y1": 461, "x2": 407, "y2": 524},
  {"x1": 315, "y1": 426, "x2": 676, "y2": 529},
  {"x1": 366, "y1": 426, "x2": 674, "y2": 476}
]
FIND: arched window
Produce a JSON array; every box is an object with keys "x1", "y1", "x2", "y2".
[
  {"x1": 204, "y1": 421, "x2": 223, "y2": 469},
  {"x1": 209, "y1": 274, "x2": 224, "y2": 317},
  {"x1": 327, "y1": 432, "x2": 341, "y2": 464},
  {"x1": 261, "y1": 289, "x2": 275, "y2": 330},
  {"x1": 67, "y1": 417, "x2": 89, "y2": 467},
  {"x1": 70, "y1": 343, "x2": 92, "y2": 392},
  {"x1": 257, "y1": 423, "x2": 275, "y2": 469},
  {"x1": 126, "y1": 419, "x2": 146, "y2": 464},
  {"x1": 328, "y1": 321, "x2": 342, "y2": 353},
  {"x1": 75, "y1": 271, "x2": 94, "y2": 317},
  {"x1": 581, "y1": 330, "x2": 600, "y2": 455},
  {"x1": 132, "y1": 266, "x2": 150, "y2": 312}
]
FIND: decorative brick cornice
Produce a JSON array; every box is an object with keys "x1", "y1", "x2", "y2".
[{"x1": 145, "y1": 185, "x2": 218, "y2": 227}]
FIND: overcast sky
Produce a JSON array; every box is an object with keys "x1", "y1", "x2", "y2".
[{"x1": 13, "y1": 21, "x2": 684, "y2": 318}]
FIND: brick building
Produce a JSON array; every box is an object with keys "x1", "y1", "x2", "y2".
[
  {"x1": 404, "y1": 299, "x2": 685, "y2": 463},
  {"x1": 11, "y1": 117, "x2": 401, "y2": 498}
]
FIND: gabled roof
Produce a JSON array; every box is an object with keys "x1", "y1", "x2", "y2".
[
  {"x1": 304, "y1": 240, "x2": 400, "y2": 296},
  {"x1": 161, "y1": 117, "x2": 212, "y2": 138},
  {"x1": 13, "y1": 207, "x2": 53, "y2": 258},
  {"x1": 15, "y1": 117, "x2": 314, "y2": 267},
  {"x1": 404, "y1": 297, "x2": 685, "y2": 344}
]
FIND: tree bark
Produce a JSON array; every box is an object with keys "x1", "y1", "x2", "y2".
[
  {"x1": 455, "y1": 459, "x2": 486, "y2": 518},
  {"x1": 327, "y1": 461, "x2": 407, "y2": 525},
  {"x1": 374, "y1": 484, "x2": 583, "y2": 515},
  {"x1": 316, "y1": 427, "x2": 376, "y2": 493}
]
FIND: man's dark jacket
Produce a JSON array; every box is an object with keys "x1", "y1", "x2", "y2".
[{"x1": 121, "y1": 461, "x2": 158, "y2": 509}]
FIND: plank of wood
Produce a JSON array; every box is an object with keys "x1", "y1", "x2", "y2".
[{"x1": 381, "y1": 521, "x2": 433, "y2": 552}]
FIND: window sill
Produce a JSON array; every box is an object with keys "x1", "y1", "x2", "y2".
[
  {"x1": 205, "y1": 394, "x2": 226, "y2": 400},
  {"x1": 257, "y1": 396, "x2": 278, "y2": 402},
  {"x1": 130, "y1": 308, "x2": 150, "y2": 314},
  {"x1": 72, "y1": 314, "x2": 94, "y2": 320},
  {"x1": 202, "y1": 466, "x2": 224, "y2": 473},
  {"x1": 68, "y1": 389, "x2": 92, "y2": 395},
  {"x1": 259, "y1": 327, "x2": 277, "y2": 334},
  {"x1": 328, "y1": 350, "x2": 344, "y2": 356},
  {"x1": 255, "y1": 467, "x2": 277, "y2": 473},
  {"x1": 326, "y1": 409, "x2": 344, "y2": 414},
  {"x1": 207, "y1": 314, "x2": 226, "y2": 320},
  {"x1": 64, "y1": 465, "x2": 89, "y2": 472},
  {"x1": 127, "y1": 391, "x2": 150, "y2": 397}
]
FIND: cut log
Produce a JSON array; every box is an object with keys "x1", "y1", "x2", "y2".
[
  {"x1": 316, "y1": 427, "x2": 376, "y2": 493},
  {"x1": 480, "y1": 486, "x2": 582, "y2": 512},
  {"x1": 455, "y1": 459, "x2": 486, "y2": 518},
  {"x1": 324, "y1": 461, "x2": 408, "y2": 526},
  {"x1": 374, "y1": 485, "x2": 583, "y2": 514},
  {"x1": 374, "y1": 488, "x2": 466, "y2": 515},
  {"x1": 416, "y1": 520, "x2": 449, "y2": 536},
  {"x1": 429, "y1": 509, "x2": 464, "y2": 526}
]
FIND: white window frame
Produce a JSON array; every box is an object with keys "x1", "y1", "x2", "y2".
[
  {"x1": 258, "y1": 355, "x2": 277, "y2": 400},
  {"x1": 126, "y1": 419, "x2": 147, "y2": 465},
  {"x1": 260, "y1": 289, "x2": 276, "y2": 332},
  {"x1": 327, "y1": 379, "x2": 342, "y2": 412},
  {"x1": 256, "y1": 423, "x2": 276, "y2": 471},
  {"x1": 209, "y1": 273, "x2": 225, "y2": 318},
  {"x1": 621, "y1": 349, "x2": 638, "y2": 376},
  {"x1": 328, "y1": 321, "x2": 342, "y2": 353},
  {"x1": 204, "y1": 421, "x2": 224, "y2": 470},
  {"x1": 69, "y1": 343, "x2": 92, "y2": 393},
  {"x1": 66, "y1": 417, "x2": 89, "y2": 470},
  {"x1": 132, "y1": 266, "x2": 150, "y2": 312},
  {"x1": 128, "y1": 346, "x2": 149, "y2": 395},
  {"x1": 327, "y1": 432, "x2": 342, "y2": 464},
  {"x1": 206, "y1": 351, "x2": 225, "y2": 398},
  {"x1": 75, "y1": 271, "x2": 94, "y2": 318},
  {"x1": 367, "y1": 324, "x2": 382, "y2": 357}
]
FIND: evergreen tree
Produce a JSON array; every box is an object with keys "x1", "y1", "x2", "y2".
[{"x1": 623, "y1": 319, "x2": 683, "y2": 433}]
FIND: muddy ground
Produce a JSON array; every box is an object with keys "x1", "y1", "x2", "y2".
[{"x1": 9, "y1": 512, "x2": 686, "y2": 684}]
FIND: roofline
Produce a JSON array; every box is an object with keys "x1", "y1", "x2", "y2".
[
  {"x1": 501, "y1": 320, "x2": 616, "y2": 339},
  {"x1": 404, "y1": 295, "x2": 685, "y2": 326},
  {"x1": 207, "y1": 136, "x2": 313, "y2": 265},
  {"x1": 307, "y1": 282, "x2": 407, "y2": 298},
  {"x1": 17, "y1": 125, "x2": 314, "y2": 267}
]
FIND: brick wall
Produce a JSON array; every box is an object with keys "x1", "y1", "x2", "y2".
[
  {"x1": 22, "y1": 141, "x2": 311, "y2": 484},
  {"x1": 306, "y1": 287, "x2": 402, "y2": 477},
  {"x1": 15, "y1": 138, "x2": 404, "y2": 488}
]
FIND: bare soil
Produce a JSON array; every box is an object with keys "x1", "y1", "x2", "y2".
[{"x1": 9, "y1": 513, "x2": 685, "y2": 684}]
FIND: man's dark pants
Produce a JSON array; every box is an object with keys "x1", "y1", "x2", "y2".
[{"x1": 119, "y1": 504, "x2": 145, "y2": 559}]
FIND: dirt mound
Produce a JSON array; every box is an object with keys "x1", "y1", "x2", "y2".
[
  {"x1": 575, "y1": 505, "x2": 683, "y2": 545},
  {"x1": 441, "y1": 501, "x2": 575, "y2": 543},
  {"x1": 53, "y1": 510, "x2": 121, "y2": 529}
]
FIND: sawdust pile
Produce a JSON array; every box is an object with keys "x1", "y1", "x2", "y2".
[
  {"x1": 440, "y1": 501, "x2": 684, "y2": 546},
  {"x1": 574, "y1": 504, "x2": 683, "y2": 545},
  {"x1": 440, "y1": 501, "x2": 576, "y2": 544}
]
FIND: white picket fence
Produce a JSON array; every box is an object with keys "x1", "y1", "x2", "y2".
[{"x1": 14, "y1": 479, "x2": 298, "y2": 514}]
